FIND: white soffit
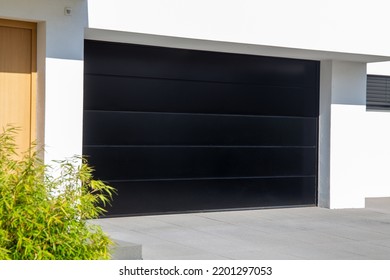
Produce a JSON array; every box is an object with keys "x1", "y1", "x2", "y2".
[{"x1": 85, "y1": 28, "x2": 390, "y2": 63}]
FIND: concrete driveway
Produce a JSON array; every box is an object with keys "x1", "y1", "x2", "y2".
[{"x1": 91, "y1": 198, "x2": 390, "y2": 259}]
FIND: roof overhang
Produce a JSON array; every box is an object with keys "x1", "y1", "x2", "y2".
[{"x1": 85, "y1": 28, "x2": 390, "y2": 64}]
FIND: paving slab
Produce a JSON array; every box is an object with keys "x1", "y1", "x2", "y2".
[
  {"x1": 91, "y1": 197, "x2": 390, "y2": 260},
  {"x1": 111, "y1": 239, "x2": 142, "y2": 260}
]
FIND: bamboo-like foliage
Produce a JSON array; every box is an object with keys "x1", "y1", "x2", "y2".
[{"x1": 0, "y1": 127, "x2": 116, "y2": 260}]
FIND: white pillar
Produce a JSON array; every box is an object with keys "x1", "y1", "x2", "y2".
[{"x1": 319, "y1": 60, "x2": 367, "y2": 209}]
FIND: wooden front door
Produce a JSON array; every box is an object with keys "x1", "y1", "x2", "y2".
[{"x1": 0, "y1": 19, "x2": 36, "y2": 154}]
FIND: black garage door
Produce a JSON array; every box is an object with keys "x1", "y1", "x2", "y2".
[{"x1": 83, "y1": 39, "x2": 319, "y2": 216}]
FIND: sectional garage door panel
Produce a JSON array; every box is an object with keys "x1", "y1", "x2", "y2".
[
  {"x1": 85, "y1": 41, "x2": 318, "y2": 88},
  {"x1": 108, "y1": 177, "x2": 316, "y2": 215},
  {"x1": 83, "y1": 40, "x2": 319, "y2": 216},
  {"x1": 84, "y1": 75, "x2": 318, "y2": 117},
  {"x1": 83, "y1": 112, "x2": 317, "y2": 146},
  {"x1": 84, "y1": 147, "x2": 316, "y2": 181}
]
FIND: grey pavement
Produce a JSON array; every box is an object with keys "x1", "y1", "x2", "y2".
[{"x1": 90, "y1": 197, "x2": 390, "y2": 260}]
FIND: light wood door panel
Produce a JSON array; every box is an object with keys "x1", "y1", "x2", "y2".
[{"x1": 0, "y1": 20, "x2": 36, "y2": 154}]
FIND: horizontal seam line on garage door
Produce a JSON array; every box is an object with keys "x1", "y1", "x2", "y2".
[
  {"x1": 83, "y1": 145, "x2": 317, "y2": 148},
  {"x1": 84, "y1": 73, "x2": 317, "y2": 89},
  {"x1": 105, "y1": 175, "x2": 317, "y2": 183},
  {"x1": 83, "y1": 109, "x2": 318, "y2": 119}
]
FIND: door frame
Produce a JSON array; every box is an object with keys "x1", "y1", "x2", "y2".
[{"x1": 0, "y1": 18, "x2": 37, "y2": 147}]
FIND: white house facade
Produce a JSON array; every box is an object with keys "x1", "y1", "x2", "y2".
[{"x1": 1, "y1": 0, "x2": 390, "y2": 216}]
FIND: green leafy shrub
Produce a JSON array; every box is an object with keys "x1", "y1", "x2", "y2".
[{"x1": 0, "y1": 127, "x2": 116, "y2": 260}]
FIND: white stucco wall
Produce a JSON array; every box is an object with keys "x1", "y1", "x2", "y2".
[
  {"x1": 0, "y1": 0, "x2": 87, "y2": 163},
  {"x1": 44, "y1": 58, "x2": 84, "y2": 161},
  {"x1": 363, "y1": 111, "x2": 390, "y2": 198},
  {"x1": 364, "y1": 62, "x2": 390, "y2": 199},
  {"x1": 326, "y1": 61, "x2": 390, "y2": 208},
  {"x1": 368, "y1": 62, "x2": 390, "y2": 76},
  {"x1": 87, "y1": 0, "x2": 390, "y2": 58}
]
